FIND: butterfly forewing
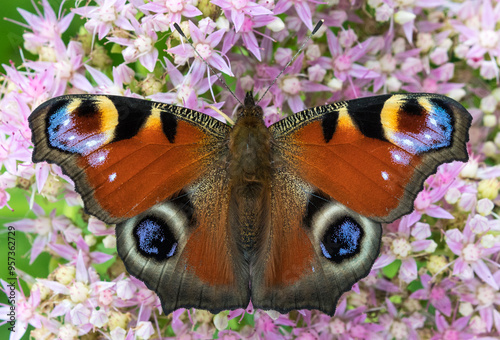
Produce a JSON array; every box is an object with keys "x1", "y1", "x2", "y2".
[{"x1": 269, "y1": 93, "x2": 471, "y2": 223}]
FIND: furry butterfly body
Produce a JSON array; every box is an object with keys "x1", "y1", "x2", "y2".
[{"x1": 29, "y1": 92, "x2": 471, "y2": 315}]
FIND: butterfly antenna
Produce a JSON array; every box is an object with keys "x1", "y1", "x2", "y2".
[
  {"x1": 173, "y1": 23, "x2": 243, "y2": 106},
  {"x1": 256, "y1": 20, "x2": 324, "y2": 105}
]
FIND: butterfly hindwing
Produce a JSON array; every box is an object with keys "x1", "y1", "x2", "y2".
[
  {"x1": 116, "y1": 173, "x2": 251, "y2": 315},
  {"x1": 251, "y1": 157, "x2": 381, "y2": 315},
  {"x1": 270, "y1": 93, "x2": 472, "y2": 223}
]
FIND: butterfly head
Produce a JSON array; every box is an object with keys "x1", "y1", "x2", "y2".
[{"x1": 236, "y1": 92, "x2": 263, "y2": 119}]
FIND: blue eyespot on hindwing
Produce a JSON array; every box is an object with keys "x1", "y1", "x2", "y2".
[
  {"x1": 133, "y1": 216, "x2": 178, "y2": 261},
  {"x1": 320, "y1": 216, "x2": 363, "y2": 263}
]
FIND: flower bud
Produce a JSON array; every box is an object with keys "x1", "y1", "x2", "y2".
[
  {"x1": 427, "y1": 255, "x2": 447, "y2": 275},
  {"x1": 476, "y1": 198, "x2": 494, "y2": 216},
  {"x1": 213, "y1": 312, "x2": 229, "y2": 330},
  {"x1": 267, "y1": 17, "x2": 285, "y2": 32},
  {"x1": 394, "y1": 11, "x2": 416, "y2": 25},
  {"x1": 54, "y1": 265, "x2": 76, "y2": 285},
  {"x1": 478, "y1": 178, "x2": 500, "y2": 200}
]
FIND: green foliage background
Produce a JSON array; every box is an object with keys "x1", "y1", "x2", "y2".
[{"x1": 0, "y1": 1, "x2": 83, "y2": 337}]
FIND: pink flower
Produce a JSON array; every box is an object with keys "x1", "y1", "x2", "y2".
[
  {"x1": 274, "y1": 0, "x2": 314, "y2": 31},
  {"x1": 410, "y1": 274, "x2": 456, "y2": 316},
  {"x1": 148, "y1": 58, "x2": 224, "y2": 118},
  {"x1": 26, "y1": 38, "x2": 93, "y2": 93},
  {"x1": 222, "y1": 15, "x2": 276, "y2": 61},
  {"x1": 317, "y1": 30, "x2": 379, "y2": 94},
  {"x1": 379, "y1": 298, "x2": 420, "y2": 340},
  {"x1": 50, "y1": 236, "x2": 113, "y2": 267},
  {"x1": 0, "y1": 279, "x2": 48, "y2": 340},
  {"x1": 267, "y1": 53, "x2": 331, "y2": 113},
  {"x1": 16, "y1": 0, "x2": 74, "y2": 52},
  {"x1": 432, "y1": 312, "x2": 472, "y2": 340},
  {"x1": 168, "y1": 21, "x2": 233, "y2": 76},
  {"x1": 212, "y1": 0, "x2": 273, "y2": 32},
  {"x1": 84, "y1": 64, "x2": 139, "y2": 96},
  {"x1": 107, "y1": 23, "x2": 159, "y2": 72},
  {"x1": 452, "y1": 0, "x2": 500, "y2": 81},
  {"x1": 73, "y1": 0, "x2": 137, "y2": 40},
  {"x1": 446, "y1": 217, "x2": 500, "y2": 289},
  {"x1": 9, "y1": 202, "x2": 79, "y2": 264},
  {"x1": 384, "y1": 216, "x2": 437, "y2": 283},
  {"x1": 457, "y1": 271, "x2": 500, "y2": 333},
  {"x1": 140, "y1": 0, "x2": 202, "y2": 25}
]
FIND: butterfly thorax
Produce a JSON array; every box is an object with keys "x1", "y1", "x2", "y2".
[{"x1": 228, "y1": 94, "x2": 272, "y2": 251}]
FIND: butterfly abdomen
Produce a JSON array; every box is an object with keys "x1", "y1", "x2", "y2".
[{"x1": 228, "y1": 112, "x2": 273, "y2": 252}]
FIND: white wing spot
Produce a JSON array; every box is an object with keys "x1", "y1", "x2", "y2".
[
  {"x1": 381, "y1": 171, "x2": 389, "y2": 180},
  {"x1": 109, "y1": 173, "x2": 117, "y2": 182}
]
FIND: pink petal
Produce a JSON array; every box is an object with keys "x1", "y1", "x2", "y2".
[
  {"x1": 426, "y1": 205, "x2": 454, "y2": 219},
  {"x1": 453, "y1": 316, "x2": 471, "y2": 331},
  {"x1": 241, "y1": 32, "x2": 261, "y2": 61},
  {"x1": 411, "y1": 239, "x2": 433, "y2": 252},
  {"x1": 243, "y1": 3, "x2": 273, "y2": 16},
  {"x1": 140, "y1": 3, "x2": 167, "y2": 13},
  {"x1": 482, "y1": 0, "x2": 495, "y2": 31},
  {"x1": 222, "y1": 31, "x2": 239, "y2": 55},
  {"x1": 435, "y1": 312, "x2": 449, "y2": 332},
  {"x1": 182, "y1": 4, "x2": 203, "y2": 18},
  {"x1": 71, "y1": 73, "x2": 93, "y2": 92},
  {"x1": 402, "y1": 20, "x2": 415, "y2": 43},
  {"x1": 373, "y1": 254, "x2": 396, "y2": 269},
  {"x1": 493, "y1": 309, "x2": 500, "y2": 333},
  {"x1": 287, "y1": 95, "x2": 305, "y2": 113},
  {"x1": 433, "y1": 295, "x2": 452, "y2": 317},
  {"x1": 409, "y1": 289, "x2": 428, "y2": 300},
  {"x1": 37, "y1": 279, "x2": 69, "y2": 295},
  {"x1": 399, "y1": 258, "x2": 418, "y2": 283},
  {"x1": 164, "y1": 59, "x2": 184, "y2": 86},
  {"x1": 58, "y1": 13, "x2": 75, "y2": 33},
  {"x1": 208, "y1": 54, "x2": 233, "y2": 76},
  {"x1": 385, "y1": 298, "x2": 398, "y2": 317},
  {"x1": 375, "y1": 278, "x2": 400, "y2": 292},
  {"x1": 209, "y1": 29, "x2": 225, "y2": 48},
  {"x1": 294, "y1": 1, "x2": 313, "y2": 30},
  {"x1": 232, "y1": 11, "x2": 245, "y2": 33},
  {"x1": 274, "y1": 0, "x2": 293, "y2": 15},
  {"x1": 29, "y1": 236, "x2": 46, "y2": 264},
  {"x1": 453, "y1": 258, "x2": 467, "y2": 276},
  {"x1": 85, "y1": 65, "x2": 113, "y2": 87},
  {"x1": 35, "y1": 163, "x2": 49, "y2": 193},
  {"x1": 472, "y1": 260, "x2": 499, "y2": 290},
  {"x1": 411, "y1": 222, "x2": 431, "y2": 240},
  {"x1": 327, "y1": 30, "x2": 341, "y2": 56},
  {"x1": 139, "y1": 49, "x2": 159, "y2": 72},
  {"x1": 479, "y1": 308, "x2": 493, "y2": 332},
  {"x1": 75, "y1": 251, "x2": 89, "y2": 283},
  {"x1": 91, "y1": 252, "x2": 114, "y2": 264},
  {"x1": 189, "y1": 21, "x2": 204, "y2": 43}
]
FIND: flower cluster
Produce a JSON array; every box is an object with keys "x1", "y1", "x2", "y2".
[{"x1": 1, "y1": 0, "x2": 500, "y2": 339}]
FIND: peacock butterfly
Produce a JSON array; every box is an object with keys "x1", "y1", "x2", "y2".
[{"x1": 29, "y1": 90, "x2": 471, "y2": 316}]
